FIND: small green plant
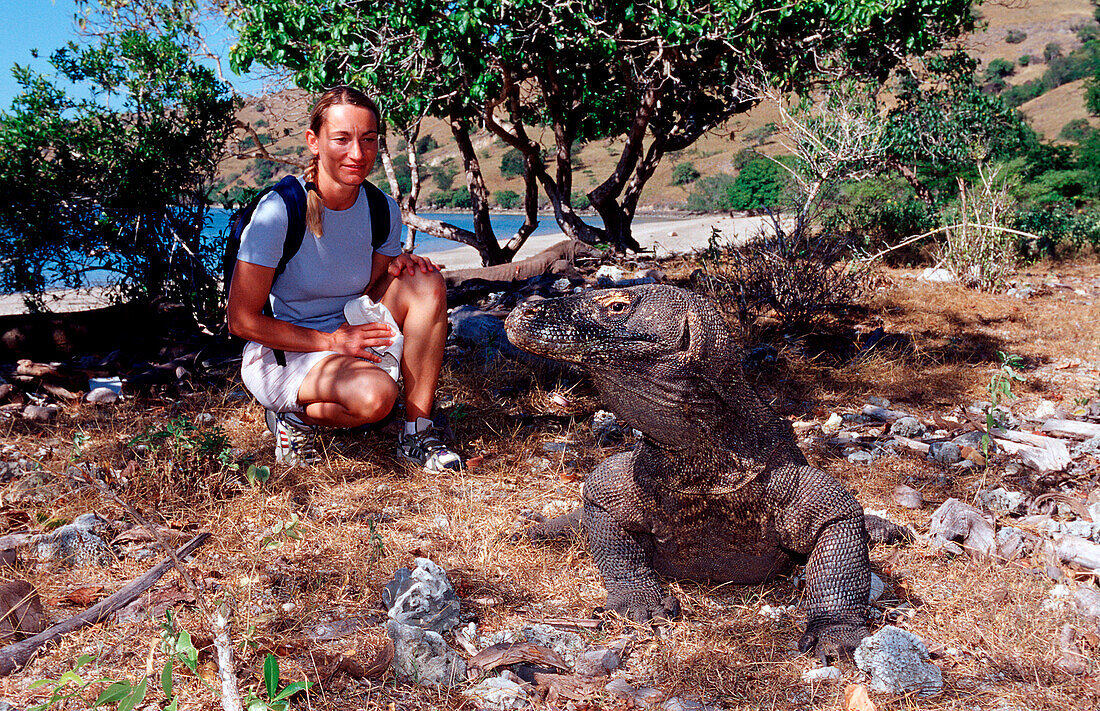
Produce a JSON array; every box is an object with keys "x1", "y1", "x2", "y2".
[
  {"x1": 982, "y1": 351, "x2": 1025, "y2": 454},
  {"x1": 243, "y1": 655, "x2": 311, "y2": 711},
  {"x1": 29, "y1": 655, "x2": 147, "y2": 711},
  {"x1": 500, "y1": 148, "x2": 526, "y2": 177},
  {"x1": 368, "y1": 519, "x2": 386, "y2": 564},
  {"x1": 159, "y1": 610, "x2": 206, "y2": 710},
  {"x1": 261, "y1": 513, "x2": 303, "y2": 550},
  {"x1": 70, "y1": 430, "x2": 89, "y2": 462},
  {"x1": 245, "y1": 463, "x2": 272, "y2": 487},
  {"x1": 494, "y1": 189, "x2": 521, "y2": 209},
  {"x1": 127, "y1": 416, "x2": 240, "y2": 504},
  {"x1": 1005, "y1": 29, "x2": 1026, "y2": 44}
]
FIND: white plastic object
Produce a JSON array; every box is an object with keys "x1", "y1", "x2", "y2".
[{"x1": 343, "y1": 295, "x2": 403, "y2": 382}]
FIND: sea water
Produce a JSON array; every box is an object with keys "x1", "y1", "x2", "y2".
[{"x1": 203, "y1": 208, "x2": 603, "y2": 254}]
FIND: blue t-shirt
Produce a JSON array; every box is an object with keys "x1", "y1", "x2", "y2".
[{"x1": 236, "y1": 176, "x2": 403, "y2": 334}]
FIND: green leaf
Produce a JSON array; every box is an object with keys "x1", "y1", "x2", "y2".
[
  {"x1": 161, "y1": 660, "x2": 173, "y2": 698},
  {"x1": 94, "y1": 681, "x2": 134, "y2": 706},
  {"x1": 116, "y1": 678, "x2": 147, "y2": 711},
  {"x1": 272, "y1": 680, "x2": 311, "y2": 701},
  {"x1": 264, "y1": 654, "x2": 280, "y2": 699}
]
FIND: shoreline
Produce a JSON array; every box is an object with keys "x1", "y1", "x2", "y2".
[{"x1": 0, "y1": 214, "x2": 767, "y2": 316}]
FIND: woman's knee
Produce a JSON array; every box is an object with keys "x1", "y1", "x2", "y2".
[
  {"x1": 343, "y1": 374, "x2": 398, "y2": 422},
  {"x1": 397, "y1": 269, "x2": 447, "y2": 311}
]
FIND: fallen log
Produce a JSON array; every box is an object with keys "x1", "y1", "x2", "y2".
[
  {"x1": 442, "y1": 240, "x2": 599, "y2": 288},
  {"x1": 0, "y1": 531, "x2": 210, "y2": 676},
  {"x1": 1041, "y1": 418, "x2": 1100, "y2": 439}
]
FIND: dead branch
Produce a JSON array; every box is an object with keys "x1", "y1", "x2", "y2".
[{"x1": 0, "y1": 532, "x2": 210, "y2": 677}]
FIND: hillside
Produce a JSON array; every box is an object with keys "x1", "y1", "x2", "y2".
[{"x1": 215, "y1": 0, "x2": 1100, "y2": 210}]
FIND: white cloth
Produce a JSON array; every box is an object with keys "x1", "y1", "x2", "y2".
[
  {"x1": 240, "y1": 343, "x2": 336, "y2": 414},
  {"x1": 343, "y1": 295, "x2": 403, "y2": 382}
]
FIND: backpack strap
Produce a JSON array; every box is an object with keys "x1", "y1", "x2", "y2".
[
  {"x1": 360, "y1": 180, "x2": 392, "y2": 251},
  {"x1": 264, "y1": 176, "x2": 307, "y2": 368}
]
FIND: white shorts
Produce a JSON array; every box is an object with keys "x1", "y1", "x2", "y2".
[{"x1": 240, "y1": 342, "x2": 337, "y2": 414}]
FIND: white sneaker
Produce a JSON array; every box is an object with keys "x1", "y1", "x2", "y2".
[
  {"x1": 396, "y1": 427, "x2": 464, "y2": 472},
  {"x1": 265, "y1": 409, "x2": 321, "y2": 466}
]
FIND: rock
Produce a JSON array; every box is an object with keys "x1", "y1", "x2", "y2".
[
  {"x1": 606, "y1": 679, "x2": 665, "y2": 706},
  {"x1": 918, "y1": 267, "x2": 954, "y2": 283},
  {"x1": 0, "y1": 580, "x2": 46, "y2": 642},
  {"x1": 1031, "y1": 400, "x2": 1067, "y2": 421},
  {"x1": 85, "y1": 388, "x2": 119, "y2": 404},
  {"x1": 889, "y1": 417, "x2": 925, "y2": 438},
  {"x1": 1054, "y1": 624, "x2": 1088, "y2": 675},
  {"x1": 594, "y1": 265, "x2": 625, "y2": 284},
  {"x1": 1053, "y1": 534, "x2": 1100, "y2": 572},
  {"x1": 573, "y1": 643, "x2": 627, "y2": 677},
  {"x1": 518, "y1": 624, "x2": 585, "y2": 666},
  {"x1": 386, "y1": 619, "x2": 466, "y2": 687},
  {"x1": 977, "y1": 487, "x2": 1025, "y2": 516},
  {"x1": 802, "y1": 665, "x2": 842, "y2": 683},
  {"x1": 928, "y1": 498, "x2": 995, "y2": 559},
  {"x1": 31, "y1": 513, "x2": 115, "y2": 566},
  {"x1": 867, "y1": 396, "x2": 891, "y2": 408},
  {"x1": 591, "y1": 410, "x2": 625, "y2": 446},
  {"x1": 925, "y1": 441, "x2": 961, "y2": 465},
  {"x1": 463, "y1": 673, "x2": 531, "y2": 709},
  {"x1": 892, "y1": 485, "x2": 924, "y2": 509},
  {"x1": 996, "y1": 526, "x2": 1031, "y2": 561},
  {"x1": 822, "y1": 412, "x2": 843, "y2": 435},
  {"x1": 21, "y1": 405, "x2": 58, "y2": 423},
  {"x1": 952, "y1": 430, "x2": 995, "y2": 454},
  {"x1": 661, "y1": 697, "x2": 717, "y2": 711},
  {"x1": 381, "y1": 557, "x2": 461, "y2": 633},
  {"x1": 854, "y1": 626, "x2": 942, "y2": 696},
  {"x1": 1074, "y1": 586, "x2": 1100, "y2": 628},
  {"x1": 869, "y1": 573, "x2": 886, "y2": 603},
  {"x1": 847, "y1": 451, "x2": 874, "y2": 465}
]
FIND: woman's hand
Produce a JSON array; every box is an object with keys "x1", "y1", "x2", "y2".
[
  {"x1": 388, "y1": 251, "x2": 439, "y2": 276},
  {"x1": 329, "y1": 321, "x2": 394, "y2": 361}
]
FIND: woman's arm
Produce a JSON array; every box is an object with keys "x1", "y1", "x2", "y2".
[{"x1": 226, "y1": 260, "x2": 393, "y2": 360}]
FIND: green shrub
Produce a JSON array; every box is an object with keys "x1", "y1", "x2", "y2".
[
  {"x1": 1005, "y1": 29, "x2": 1026, "y2": 44},
  {"x1": 1044, "y1": 42, "x2": 1063, "y2": 62},
  {"x1": 671, "y1": 162, "x2": 700, "y2": 185},
  {"x1": 685, "y1": 173, "x2": 738, "y2": 211},
  {"x1": 1076, "y1": 23, "x2": 1100, "y2": 43},
  {"x1": 742, "y1": 121, "x2": 778, "y2": 146},
  {"x1": 500, "y1": 148, "x2": 525, "y2": 177},
  {"x1": 416, "y1": 134, "x2": 439, "y2": 154},
  {"x1": 727, "y1": 158, "x2": 788, "y2": 212},
  {"x1": 819, "y1": 176, "x2": 935, "y2": 259},
  {"x1": 435, "y1": 186, "x2": 471, "y2": 208},
  {"x1": 1059, "y1": 118, "x2": 1092, "y2": 142},
  {"x1": 494, "y1": 189, "x2": 520, "y2": 209},
  {"x1": 985, "y1": 58, "x2": 1015, "y2": 81},
  {"x1": 432, "y1": 164, "x2": 458, "y2": 190}
]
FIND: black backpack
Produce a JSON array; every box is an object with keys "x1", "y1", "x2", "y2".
[{"x1": 222, "y1": 175, "x2": 393, "y2": 298}]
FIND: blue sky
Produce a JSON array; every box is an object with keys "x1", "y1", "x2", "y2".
[{"x1": 0, "y1": 0, "x2": 267, "y2": 109}]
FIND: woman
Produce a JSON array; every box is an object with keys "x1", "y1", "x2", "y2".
[{"x1": 227, "y1": 86, "x2": 462, "y2": 472}]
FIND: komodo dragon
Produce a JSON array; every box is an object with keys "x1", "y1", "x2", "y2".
[{"x1": 504, "y1": 284, "x2": 903, "y2": 658}]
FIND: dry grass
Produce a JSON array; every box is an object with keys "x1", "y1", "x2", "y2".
[{"x1": 0, "y1": 258, "x2": 1099, "y2": 710}]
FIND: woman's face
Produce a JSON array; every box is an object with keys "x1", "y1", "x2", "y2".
[{"x1": 306, "y1": 103, "x2": 379, "y2": 189}]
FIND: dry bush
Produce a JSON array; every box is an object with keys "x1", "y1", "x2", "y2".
[{"x1": 699, "y1": 221, "x2": 872, "y2": 331}]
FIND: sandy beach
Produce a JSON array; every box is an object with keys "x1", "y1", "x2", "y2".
[
  {"x1": 0, "y1": 214, "x2": 766, "y2": 316},
  {"x1": 427, "y1": 213, "x2": 766, "y2": 271}
]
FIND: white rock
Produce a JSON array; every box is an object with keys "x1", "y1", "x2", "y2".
[
  {"x1": 595, "y1": 265, "x2": 625, "y2": 282},
  {"x1": 855, "y1": 626, "x2": 942, "y2": 696},
  {"x1": 85, "y1": 387, "x2": 119, "y2": 404},
  {"x1": 869, "y1": 573, "x2": 886, "y2": 602},
  {"x1": 22, "y1": 405, "x2": 58, "y2": 423},
  {"x1": 978, "y1": 487, "x2": 1025, "y2": 516},
  {"x1": 386, "y1": 619, "x2": 466, "y2": 687},
  {"x1": 821, "y1": 412, "x2": 843, "y2": 435},
  {"x1": 462, "y1": 673, "x2": 530, "y2": 710},
  {"x1": 802, "y1": 666, "x2": 842, "y2": 683},
  {"x1": 919, "y1": 267, "x2": 955, "y2": 283}
]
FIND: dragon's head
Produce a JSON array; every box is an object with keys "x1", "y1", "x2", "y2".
[{"x1": 505, "y1": 284, "x2": 744, "y2": 445}]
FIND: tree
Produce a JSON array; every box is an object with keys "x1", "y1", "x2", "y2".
[
  {"x1": 671, "y1": 162, "x2": 700, "y2": 186},
  {"x1": 883, "y1": 52, "x2": 1033, "y2": 204},
  {"x1": 0, "y1": 30, "x2": 235, "y2": 317},
  {"x1": 727, "y1": 160, "x2": 789, "y2": 211},
  {"x1": 232, "y1": 0, "x2": 978, "y2": 260}
]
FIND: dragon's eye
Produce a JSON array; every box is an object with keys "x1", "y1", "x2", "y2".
[{"x1": 607, "y1": 301, "x2": 627, "y2": 314}]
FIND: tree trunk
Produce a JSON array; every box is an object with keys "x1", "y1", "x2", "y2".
[
  {"x1": 403, "y1": 120, "x2": 424, "y2": 251},
  {"x1": 450, "y1": 114, "x2": 506, "y2": 265}
]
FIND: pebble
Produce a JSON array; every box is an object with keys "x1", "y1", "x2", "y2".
[
  {"x1": 892, "y1": 484, "x2": 924, "y2": 509},
  {"x1": 890, "y1": 416, "x2": 925, "y2": 438},
  {"x1": 847, "y1": 451, "x2": 874, "y2": 465},
  {"x1": 926, "y1": 441, "x2": 961, "y2": 465},
  {"x1": 85, "y1": 387, "x2": 119, "y2": 404}
]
